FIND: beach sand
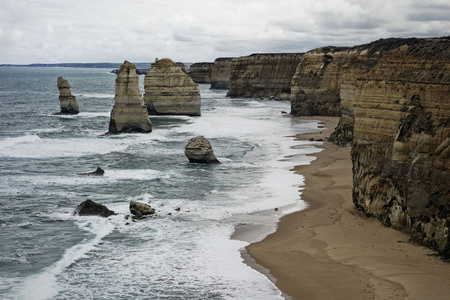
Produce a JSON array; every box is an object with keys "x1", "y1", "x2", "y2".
[{"x1": 246, "y1": 116, "x2": 450, "y2": 300}]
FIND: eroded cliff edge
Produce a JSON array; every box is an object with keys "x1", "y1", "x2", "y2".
[
  {"x1": 227, "y1": 53, "x2": 304, "y2": 100},
  {"x1": 292, "y1": 37, "x2": 450, "y2": 258}
]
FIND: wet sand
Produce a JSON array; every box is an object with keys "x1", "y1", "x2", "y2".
[{"x1": 246, "y1": 116, "x2": 450, "y2": 300}]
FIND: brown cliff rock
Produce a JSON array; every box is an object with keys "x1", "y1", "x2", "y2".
[
  {"x1": 227, "y1": 53, "x2": 304, "y2": 100},
  {"x1": 56, "y1": 77, "x2": 79, "y2": 114},
  {"x1": 188, "y1": 62, "x2": 213, "y2": 83},
  {"x1": 108, "y1": 61, "x2": 152, "y2": 134},
  {"x1": 210, "y1": 57, "x2": 234, "y2": 90},
  {"x1": 144, "y1": 58, "x2": 201, "y2": 116},
  {"x1": 290, "y1": 47, "x2": 349, "y2": 116},
  {"x1": 348, "y1": 37, "x2": 450, "y2": 258}
]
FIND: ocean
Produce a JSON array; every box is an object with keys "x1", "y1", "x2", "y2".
[{"x1": 0, "y1": 66, "x2": 322, "y2": 300}]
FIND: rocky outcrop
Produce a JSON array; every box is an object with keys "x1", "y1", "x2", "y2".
[
  {"x1": 210, "y1": 57, "x2": 234, "y2": 90},
  {"x1": 290, "y1": 47, "x2": 349, "y2": 116},
  {"x1": 143, "y1": 58, "x2": 201, "y2": 116},
  {"x1": 79, "y1": 167, "x2": 105, "y2": 176},
  {"x1": 346, "y1": 37, "x2": 450, "y2": 258},
  {"x1": 188, "y1": 62, "x2": 213, "y2": 83},
  {"x1": 74, "y1": 199, "x2": 114, "y2": 217},
  {"x1": 227, "y1": 53, "x2": 304, "y2": 100},
  {"x1": 185, "y1": 136, "x2": 220, "y2": 164},
  {"x1": 56, "y1": 77, "x2": 79, "y2": 114},
  {"x1": 108, "y1": 61, "x2": 152, "y2": 134},
  {"x1": 129, "y1": 201, "x2": 155, "y2": 218}
]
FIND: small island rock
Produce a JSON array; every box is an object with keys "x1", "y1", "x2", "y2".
[
  {"x1": 79, "y1": 167, "x2": 105, "y2": 176},
  {"x1": 74, "y1": 199, "x2": 114, "y2": 218},
  {"x1": 129, "y1": 201, "x2": 155, "y2": 218},
  {"x1": 185, "y1": 136, "x2": 220, "y2": 164}
]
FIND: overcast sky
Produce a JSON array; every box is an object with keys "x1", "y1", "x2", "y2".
[{"x1": 1, "y1": 0, "x2": 449, "y2": 64}]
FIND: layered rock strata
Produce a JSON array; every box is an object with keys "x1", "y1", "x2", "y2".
[
  {"x1": 227, "y1": 53, "x2": 304, "y2": 100},
  {"x1": 57, "y1": 77, "x2": 79, "y2": 114},
  {"x1": 290, "y1": 47, "x2": 349, "y2": 116},
  {"x1": 108, "y1": 61, "x2": 152, "y2": 134},
  {"x1": 185, "y1": 136, "x2": 220, "y2": 164},
  {"x1": 144, "y1": 58, "x2": 201, "y2": 116},
  {"x1": 349, "y1": 37, "x2": 450, "y2": 258},
  {"x1": 210, "y1": 58, "x2": 234, "y2": 89},
  {"x1": 188, "y1": 62, "x2": 213, "y2": 83}
]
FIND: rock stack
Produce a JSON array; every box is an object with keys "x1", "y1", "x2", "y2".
[
  {"x1": 188, "y1": 62, "x2": 213, "y2": 83},
  {"x1": 56, "y1": 77, "x2": 79, "y2": 114},
  {"x1": 108, "y1": 61, "x2": 152, "y2": 134},
  {"x1": 185, "y1": 136, "x2": 220, "y2": 164},
  {"x1": 143, "y1": 58, "x2": 201, "y2": 116},
  {"x1": 210, "y1": 57, "x2": 234, "y2": 90}
]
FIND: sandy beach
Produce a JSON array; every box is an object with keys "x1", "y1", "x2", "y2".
[{"x1": 246, "y1": 116, "x2": 450, "y2": 300}]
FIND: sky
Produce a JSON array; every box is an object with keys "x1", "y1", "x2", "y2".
[{"x1": 0, "y1": 0, "x2": 449, "y2": 64}]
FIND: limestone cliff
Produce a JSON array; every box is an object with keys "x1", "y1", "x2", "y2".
[
  {"x1": 143, "y1": 58, "x2": 201, "y2": 116},
  {"x1": 349, "y1": 37, "x2": 450, "y2": 258},
  {"x1": 188, "y1": 62, "x2": 213, "y2": 83},
  {"x1": 210, "y1": 57, "x2": 234, "y2": 90},
  {"x1": 290, "y1": 47, "x2": 349, "y2": 116},
  {"x1": 56, "y1": 77, "x2": 79, "y2": 114},
  {"x1": 227, "y1": 53, "x2": 303, "y2": 100},
  {"x1": 108, "y1": 61, "x2": 152, "y2": 134}
]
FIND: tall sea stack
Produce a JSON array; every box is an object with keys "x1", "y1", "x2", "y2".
[
  {"x1": 210, "y1": 57, "x2": 233, "y2": 90},
  {"x1": 108, "y1": 61, "x2": 152, "y2": 134},
  {"x1": 57, "y1": 77, "x2": 79, "y2": 114},
  {"x1": 144, "y1": 58, "x2": 201, "y2": 116}
]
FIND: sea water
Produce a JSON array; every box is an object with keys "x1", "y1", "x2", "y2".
[{"x1": 0, "y1": 67, "x2": 322, "y2": 300}]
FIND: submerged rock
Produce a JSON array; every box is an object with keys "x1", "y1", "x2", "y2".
[
  {"x1": 129, "y1": 201, "x2": 155, "y2": 218},
  {"x1": 56, "y1": 77, "x2": 79, "y2": 114},
  {"x1": 79, "y1": 167, "x2": 105, "y2": 176},
  {"x1": 143, "y1": 58, "x2": 201, "y2": 116},
  {"x1": 108, "y1": 60, "x2": 152, "y2": 134},
  {"x1": 185, "y1": 136, "x2": 220, "y2": 164},
  {"x1": 74, "y1": 199, "x2": 114, "y2": 218}
]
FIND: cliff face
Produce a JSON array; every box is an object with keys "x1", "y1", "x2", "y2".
[
  {"x1": 143, "y1": 58, "x2": 201, "y2": 116},
  {"x1": 290, "y1": 47, "x2": 350, "y2": 116},
  {"x1": 188, "y1": 62, "x2": 213, "y2": 83},
  {"x1": 210, "y1": 58, "x2": 234, "y2": 90},
  {"x1": 227, "y1": 53, "x2": 303, "y2": 100},
  {"x1": 108, "y1": 61, "x2": 152, "y2": 134},
  {"x1": 347, "y1": 38, "x2": 450, "y2": 257}
]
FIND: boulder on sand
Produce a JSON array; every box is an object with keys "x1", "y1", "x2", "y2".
[
  {"x1": 185, "y1": 136, "x2": 220, "y2": 164},
  {"x1": 74, "y1": 199, "x2": 114, "y2": 217}
]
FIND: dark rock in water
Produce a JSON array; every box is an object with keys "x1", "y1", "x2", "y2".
[
  {"x1": 129, "y1": 201, "x2": 155, "y2": 218},
  {"x1": 74, "y1": 199, "x2": 114, "y2": 217},
  {"x1": 185, "y1": 136, "x2": 221, "y2": 164},
  {"x1": 79, "y1": 167, "x2": 105, "y2": 176}
]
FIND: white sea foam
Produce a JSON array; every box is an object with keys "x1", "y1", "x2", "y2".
[{"x1": 16, "y1": 218, "x2": 114, "y2": 300}]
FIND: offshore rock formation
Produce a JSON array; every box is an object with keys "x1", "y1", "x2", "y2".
[
  {"x1": 210, "y1": 58, "x2": 234, "y2": 90},
  {"x1": 56, "y1": 77, "x2": 79, "y2": 114},
  {"x1": 349, "y1": 37, "x2": 450, "y2": 258},
  {"x1": 75, "y1": 199, "x2": 115, "y2": 218},
  {"x1": 108, "y1": 61, "x2": 152, "y2": 134},
  {"x1": 144, "y1": 58, "x2": 201, "y2": 116},
  {"x1": 129, "y1": 201, "x2": 155, "y2": 218},
  {"x1": 188, "y1": 62, "x2": 213, "y2": 83},
  {"x1": 79, "y1": 167, "x2": 105, "y2": 176},
  {"x1": 185, "y1": 136, "x2": 220, "y2": 164},
  {"x1": 227, "y1": 53, "x2": 304, "y2": 100}
]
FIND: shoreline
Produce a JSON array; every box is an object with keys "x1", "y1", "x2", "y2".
[{"x1": 244, "y1": 116, "x2": 450, "y2": 300}]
